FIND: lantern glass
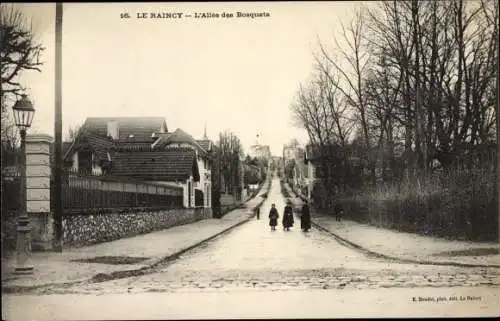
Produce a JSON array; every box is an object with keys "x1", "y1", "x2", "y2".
[{"x1": 12, "y1": 95, "x2": 36, "y2": 130}]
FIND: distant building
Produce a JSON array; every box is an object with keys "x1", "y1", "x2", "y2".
[
  {"x1": 283, "y1": 145, "x2": 299, "y2": 162},
  {"x1": 282, "y1": 143, "x2": 307, "y2": 192},
  {"x1": 248, "y1": 144, "x2": 271, "y2": 160}
]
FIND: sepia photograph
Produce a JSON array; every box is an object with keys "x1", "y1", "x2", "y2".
[{"x1": 1, "y1": 1, "x2": 499, "y2": 319}]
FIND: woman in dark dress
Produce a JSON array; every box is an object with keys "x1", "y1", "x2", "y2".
[
  {"x1": 282, "y1": 201, "x2": 294, "y2": 231},
  {"x1": 268, "y1": 204, "x2": 279, "y2": 231},
  {"x1": 300, "y1": 202, "x2": 311, "y2": 232}
]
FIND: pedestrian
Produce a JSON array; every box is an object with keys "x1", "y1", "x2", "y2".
[
  {"x1": 269, "y1": 203, "x2": 279, "y2": 231},
  {"x1": 255, "y1": 207, "x2": 260, "y2": 220},
  {"x1": 300, "y1": 201, "x2": 311, "y2": 232},
  {"x1": 282, "y1": 201, "x2": 294, "y2": 231}
]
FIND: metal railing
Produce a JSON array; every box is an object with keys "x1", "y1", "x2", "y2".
[{"x1": 56, "y1": 169, "x2": 184, "y2": 214}]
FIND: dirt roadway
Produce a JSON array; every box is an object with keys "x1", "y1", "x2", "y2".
[{"x1": 3, "y1": 286, "x2": 499, "y2": 320}]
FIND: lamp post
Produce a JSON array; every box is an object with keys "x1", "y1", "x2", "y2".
[{"x1": 12, "y1": 94, "x2": 36, "y2": 274}]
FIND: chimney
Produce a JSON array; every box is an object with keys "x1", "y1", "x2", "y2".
[{"x1": 107, "y1": 120, "x2": 119, "y2": 140}]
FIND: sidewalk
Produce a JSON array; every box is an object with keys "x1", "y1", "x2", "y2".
[
  {"x1": 1, "y1": 181, "x2": 270, "y2": 291},
  {"x1": 283, "y1": 182, "x2": 500, "y2": 268}
]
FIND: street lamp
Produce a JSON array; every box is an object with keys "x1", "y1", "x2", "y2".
[{"x1": 12, "y1": 94, "x2": 36, "y2": 274}]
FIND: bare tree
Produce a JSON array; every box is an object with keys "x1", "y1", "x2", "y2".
[
  {"x1": 363, "y1": 0, "x2": 497, "y2": 171},
  {"x1": 317, "y1": 9, "x2": 370, "y2": 149},
  {"x1": 291, "y1": 65, "x2": 353, "y2": 206},
  {"x1": 217, "y1": 130, "x2": 244, "y2": 199},
  {"x1": 1, "y1": 4, "x2": 44, "y2": 150},
  {"x1": 315, "y1": 8, "x2": 379, "y2": 183},
  {"x1": 1, "y1": 4, "x2": 44, "y2": 107}
]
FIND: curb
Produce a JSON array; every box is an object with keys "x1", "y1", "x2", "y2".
[
  {"x1": 282, "y1": 188, "x2": 500, "y2": 269},
  {"x1": 311, "y1": 222, "x2": 500, "y2": 269},
  {"x1": 2, "y1": 213, "x2": 254, "y2": 294}
]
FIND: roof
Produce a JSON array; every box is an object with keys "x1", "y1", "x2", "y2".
[
  {"x1": 160, "y1": 128, "x2": 193, "y2": 144},
  {"x1": 114, "y1": 142, "x2": 154, "y2": 151},
  {"x1": 82, "y1": 117, "x2": 167, "y2": 142},
  {"x1": 62, "y1": 142, "x2": 72, "y2": 156},
  {"x1": 109, "y1": 147, "x2": 200, "y2": 182},
  {"x1": 196, "y1": 139, "x2": 212, "y2": 152},
  {"x1": 154, "y1": 128, "x2": 208, "y2": 156},
  {"x1": 64, "y1": 133, "x2": 114, "y2": 162}
]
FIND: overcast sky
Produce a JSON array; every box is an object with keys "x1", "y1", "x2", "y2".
[{"x1": 14, "y1": 1, "x2": 365, "y2": 156}]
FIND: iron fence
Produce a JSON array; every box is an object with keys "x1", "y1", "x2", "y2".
[{"x1": 55, "y1": 170, "x2": 184, "y2": 214}]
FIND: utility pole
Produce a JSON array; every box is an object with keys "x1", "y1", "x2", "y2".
[
  {"x1": 53, "y1": 2, "x2": 63, "y2": 252},
  {"x1": 496, "y1": 15, "x2": 500, "y2": 244}
]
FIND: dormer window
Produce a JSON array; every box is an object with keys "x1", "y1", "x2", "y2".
[
  {"x1": 107, "y1": 121, "x2": 119, "y2": 140},
  {"x1": 129, "y1": 134, "x2": 135, "y2": 138}
]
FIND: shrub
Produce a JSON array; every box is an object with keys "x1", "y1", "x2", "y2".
[{"x1": 334, "y1": 167, "x2": 497, "y2": 242}]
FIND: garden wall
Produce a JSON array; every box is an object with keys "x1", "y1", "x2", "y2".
[
  {"x1": 2, "y1": 207, "x2": 212, "y2": 250},
  {"x1": 62, "y1": 207, "x2": 212, "y2": 247}
]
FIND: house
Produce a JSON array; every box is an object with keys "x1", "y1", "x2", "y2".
[
  {"x1": 282, "y1": 143, "x2": 308, "y2": 192},
  {"x1": 64, "y1": 117, "x2": 167, "y2": 174},
  {"x1": 283, "y1": 145, "x2": 299, "y2": 162},
  {"x1": 63, "y1": 117, "x2": 213, "y2": 209},
  {"x1": 304, "y1": 144, "x2": 333, "y2": 201},
  {"x1": 109, "y1": 147, "x2": 201, "y2": 208},
  {"x1": 305, "y1": 144, "x2": 366, "y2": 201},
  {"x1": 293, "y1": 148, "x2": 308, "y2": 192},
  {"x1": 151, "y1": 127, "x2": 213, "y2": 208}
]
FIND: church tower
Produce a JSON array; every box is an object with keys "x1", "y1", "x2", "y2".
[{"x1": 255, "y1": 131, "x2": 261, "y2": 146}]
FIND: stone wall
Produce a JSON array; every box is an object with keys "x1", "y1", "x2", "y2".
[
  {"x1": 62, "y1": 207, "x2": 212, "y2": 247},
  {"x1": 1, "y1": 211, "x2": 54, "y2": 253}
]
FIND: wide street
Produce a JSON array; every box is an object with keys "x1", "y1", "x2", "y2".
[{"x1": 3, "y1": 178, "x2": 500, "y2": 319}]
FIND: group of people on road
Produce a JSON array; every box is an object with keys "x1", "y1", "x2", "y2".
[{"x1": 263, "y1": 201, "x2": 311, "y2": 232}]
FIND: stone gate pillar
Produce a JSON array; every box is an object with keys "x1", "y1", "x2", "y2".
[{"x1": 26, "y1": 134, "x2": 54, "y2": 251}]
